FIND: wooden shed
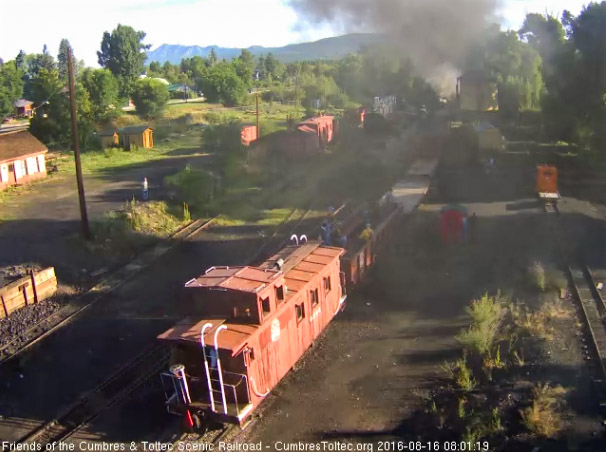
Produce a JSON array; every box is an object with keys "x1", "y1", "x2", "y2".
[
  {"x1": 14, "y1": 99, "x2": 34, "y2": 118},
  {"x1": 98, "y1": 130, "x2": 119, "y2": 149},
  {"x1": 0, "y1": 130, "x2": 48, "y2": 190},
  {"x1": 119, "y1": 125, "x2": 154, "y2": 150}
]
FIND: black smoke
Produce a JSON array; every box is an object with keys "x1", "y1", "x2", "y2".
[{"x1": 287, "y1": 0, "x2": 502, "y2": 93}]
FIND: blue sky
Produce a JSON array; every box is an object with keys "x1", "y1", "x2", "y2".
[{"x1": 0, "y1": 0, "x2": 591, "y2": 66}]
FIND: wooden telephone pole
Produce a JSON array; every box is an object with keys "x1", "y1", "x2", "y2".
[
  {"x1": 67, "y1": 47, "x2": 91, "y2": 240},
  {"x1": 255, "y1": 93, "x2": 260, "y2": 140}
]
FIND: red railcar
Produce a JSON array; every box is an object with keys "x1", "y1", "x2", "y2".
[{"x1": 157, "y1": 242, "x2": 346, "y2": 427}]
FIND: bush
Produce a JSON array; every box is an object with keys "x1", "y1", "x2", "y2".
[
  {"x1": 520, "y1": 384, "x2": 566, "y2": 437},
  {"x1": 165, "y1": 164, "x2": 216, "y2": 209},
  {"x1": 456, "y1": 293, "x2": 505, "y2": 356}
]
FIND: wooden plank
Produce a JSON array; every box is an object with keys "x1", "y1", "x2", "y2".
[{"x1": 31, "y1": 270, "x2": 39, "y2": 304}]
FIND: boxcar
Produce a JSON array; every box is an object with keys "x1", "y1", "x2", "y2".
[{"x1": 158, "y1": 242, "x2": 346, "y2": 427}]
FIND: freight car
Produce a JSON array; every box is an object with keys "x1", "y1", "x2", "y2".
[{"x1": 158, "y1": 242, "x2": 346, "y2": 429}]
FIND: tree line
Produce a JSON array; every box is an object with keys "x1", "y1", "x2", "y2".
[{"x1": 464, "y1": 2, "x2": 606, "y2": 149}]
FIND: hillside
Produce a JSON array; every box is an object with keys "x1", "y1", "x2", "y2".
[{"x1": 147, "y1": 33, "x2": 384, "y2": 64}]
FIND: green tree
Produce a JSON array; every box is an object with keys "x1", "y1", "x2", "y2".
[
  {"x1": 232, "y1": 49, "x2": 255, "y2": 85},
  {"x1": 0, "y1": 60, "x2": 24, "y2": 121},
  {"x1": 208, "y1": 48, "x2": 218, "y2": 67},
  {"x1": 81, "y1": 68, "x2": 120, "y2": 120},
  {"x1": 199, "y1": 62, "x2": 247, "y2": 106},
  {"x1": 29, "y1": 68, "x2": 93, "y2": 148},
  {"x1": 98, "y1": 24, "x2": 150, "y2": 98},
  {"x1": 57, "y1": 39, "x2": 71, "y2": 81},
  {"x1": 131, "y1": 78, "x2": 169, "y2": 118},
  {"x1": 202, "y1": 120, "x2": 246, "y2": 188}
]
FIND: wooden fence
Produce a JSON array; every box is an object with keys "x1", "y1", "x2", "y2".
[{"x1": 0, "y1": 267, "x2": 57, "y2": 319}]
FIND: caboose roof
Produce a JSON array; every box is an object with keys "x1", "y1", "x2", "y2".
[
  {"x1": 260, "y1": 242, "x2": 344, "y2": 295},
  {"x1": 157, "y1": 317, "x2": 257, "y2": 355},
  {"x1": 185, "y1": 266, "x2": 281, "y2": 293}
]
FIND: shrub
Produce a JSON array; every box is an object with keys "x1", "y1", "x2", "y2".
[
  {"x1": 456, "y1": 293, "x2": 505, "y2": 356},
  {"x1": 520, "y1": 384, "x2": 566, "y2": 437},
  {"x1": 165, "y1": 164, "x2": 215, "y2": 209}
]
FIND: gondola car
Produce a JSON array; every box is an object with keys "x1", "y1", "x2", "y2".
[{"x1": 158, "y1": 242, "x2": 346, "y2": 429}]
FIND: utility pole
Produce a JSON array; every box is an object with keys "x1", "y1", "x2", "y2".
[
  {"x1": 68, "y1": 47, "x2": 91, "y2": 240},
  {"x1": 294, "y1": 72, "x2": 299, "y2": 120},
  {"x1": 255, "y1": 93, "x2": 260, "y2": 140}
]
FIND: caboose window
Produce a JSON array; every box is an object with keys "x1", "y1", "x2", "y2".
[
  {"x1": 310, "y1": 288, "x2": 319, "y2": 307},
  {"x1": 261, "y1": 297, "x2": 271, "y2": 316},
  {"x1": 296, "y1": 303, "x2": 305, "y2": 323},
  {"x1": 276, "y1": 285, "x2": 285, "y2": 302},
  {"x1": 323, "y1": 276, "x2": 331, "y2": 293}
]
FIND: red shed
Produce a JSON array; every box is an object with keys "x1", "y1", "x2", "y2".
[
  {"x1": 241, "y1": 125, "x2": 258, "y2": 146},
  {"x1": 158, "y1": 242, "x2": 346, "y2": 426}
]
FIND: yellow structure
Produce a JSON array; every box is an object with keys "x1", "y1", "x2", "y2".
[
  {"x1": 457, "y1": 72, "x2": 498, "y2": 112},
  {"x1": 119, "y1": 126, "x2": 154, "y2": 150},
  {"x1": 98, "y1": 130, "x2": 119, "y2": 149}
]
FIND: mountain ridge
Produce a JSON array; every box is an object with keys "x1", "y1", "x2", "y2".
[{"x1": 147, "y1": 33, "x2": 384, "y2": 64}]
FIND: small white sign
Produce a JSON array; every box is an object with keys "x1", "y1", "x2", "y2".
[{"x1": 271, "y1": 318, "x2": 280, "y2": 342}]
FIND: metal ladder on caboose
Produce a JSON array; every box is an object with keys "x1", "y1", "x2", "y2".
[{"x1": 201, "y1": 323, "x2": 228, "y2": 414}]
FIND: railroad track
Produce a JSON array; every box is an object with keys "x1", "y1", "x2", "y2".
[
  {"x1": 544, "y1": 201, "x2": 606, "y2": 413},
  {"x1": 18, "y1": 344, "x2": 169, "y2": 444},
  {"x1": 567, "y1": 264, "x2": 606, "y2": 411},
  {"x1": 0, "y1": 217, "x2": 216, "y2": 366}
]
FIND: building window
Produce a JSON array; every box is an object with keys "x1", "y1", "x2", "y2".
[
  {"x1": 295, "y1": 303, "x2": 305, "y2": 323},
  {"x1": 310, "y1": 288, "x2": 319, "y2": 308},
  {"x1": 323, "y1": 276, "x2": 331, "y2": 293},
  {"x1": 275, "y1": 285, "x2": 285, "y2": 303},
  {"x1": 261, "y1": 297, "x2": 271, "y2": 316}
]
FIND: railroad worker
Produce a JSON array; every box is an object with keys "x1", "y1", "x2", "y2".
[{"x1": 142, "y1": 177, "x2": 149, "y2": 201}]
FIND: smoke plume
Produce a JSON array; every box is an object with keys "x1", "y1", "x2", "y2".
[{"x1": 288, "y1": 0, "x2": 502, "y2": 94}]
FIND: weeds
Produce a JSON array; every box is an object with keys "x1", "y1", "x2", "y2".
[
  {"x1": 456, "y1": 293, "x2": 505, "y2": 356},
  {"x1": 520, "y1": 384, "x2": 567, "y2": 437},
  {"x1": 183, "y1": 203, "x2": 191, "y2": 222},
  {"x1": 529, "y1": 261, "x2": 546, "y2": 291},
  {"x1": 443, "y1": 358, "x2": 476, "y2": 391}
]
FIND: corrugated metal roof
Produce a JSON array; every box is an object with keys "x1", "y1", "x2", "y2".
[
  {"x1": 0, "y1": 130, "x2": 47, "y2": 162},
  {"x1": 157, "y1": 318, "x2": 257, "y2": 355}
]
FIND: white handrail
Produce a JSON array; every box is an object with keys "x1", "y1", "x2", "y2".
[
  {"x1": 214, "y1": 325, "x2": 229, "y2": 414},
  {"x1": 200, "y1": 322, "x2": 215, "y2": 412},
  {"x1": 290, "y1": 234, "x2": 299, "y2": 245},
  {"x1": 249, "y1": 377, "x2": 270, "y2": 397}
]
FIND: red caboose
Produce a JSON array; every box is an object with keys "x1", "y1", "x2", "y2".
[{"x1": 158, "y1": 242, "x2": 346, "y2": 428}]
